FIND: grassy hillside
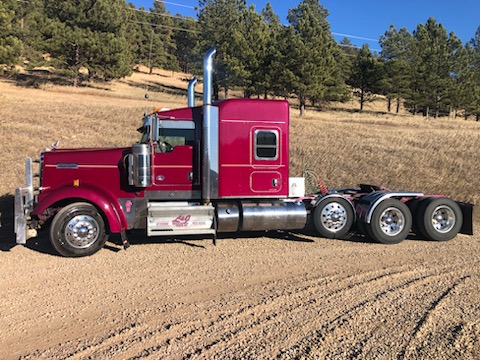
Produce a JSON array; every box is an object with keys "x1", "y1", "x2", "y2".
[{"x1": 1, "y1": 68, "x2": 478, "y2": 224}]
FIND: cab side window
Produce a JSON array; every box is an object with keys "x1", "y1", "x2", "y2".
[
  {"x1": 155, "y1": 127, "x2": 195, "y2": 153},
  {"x1": 254, "y1": 130, "x2": 278, "y2": 160}
]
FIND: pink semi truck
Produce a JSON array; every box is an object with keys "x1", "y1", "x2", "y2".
[{"x1": 15, "y1": 48, "x2": 473, "y2": 257}]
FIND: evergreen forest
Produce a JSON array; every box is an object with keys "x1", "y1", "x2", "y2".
[{"x1": 1, "y1": 0, "x2": 480, "y2": 119}]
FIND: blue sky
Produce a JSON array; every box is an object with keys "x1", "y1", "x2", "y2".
[{"x1": 131, "y1": 0, "x2": 480, "y2": 49}]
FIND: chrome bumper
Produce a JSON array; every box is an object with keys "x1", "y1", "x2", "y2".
[{"x1": 15, "y1": 158, "x2": 34, "y2": 245}]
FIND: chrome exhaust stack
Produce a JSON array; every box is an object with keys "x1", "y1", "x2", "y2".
[
  {"x1": 203, "y1": 48, "x2": 216, "y2": 105},
  {"x1": 187, "y1": 77, "x2": 197, "y2": 108},
  {"x1": 202, "y1": 47, "x2": 218, "y2": 203}
]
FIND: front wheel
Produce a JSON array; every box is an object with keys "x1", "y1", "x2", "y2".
[
  {"x1": 366, "y1": 199, "x2": 412, "y2": 244},
  {"x1": 313, "y1": 197, "x2": 354, "y2": 239},
  {"x1": 50, "y1": 202, "x2": 109, "y2": 257},
  {"x1": 416, "y1": 197, "x2": 462, "y2": 241}
]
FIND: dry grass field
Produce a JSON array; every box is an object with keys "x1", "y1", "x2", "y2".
[{"x1": 0, "y1": 69, "x2": 479, "y2": 359}]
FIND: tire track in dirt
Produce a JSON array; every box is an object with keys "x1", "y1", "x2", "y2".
[
  {"x1": 324, "y1": 273, "x2": 473, "y2": 359},
  {"x1": 16, "y1": 264, "x2": 475, "y2": 359},
  {"x1": 275, "y1": 270, "x2": 462, "y2": 359},
  {"x1": 127, "y1": 268, "x2": 448, "y2": 359},
  {"x1": 19, "y1": 322, "x2": 141, "y2": 360},
  {"x1": 397, "y1": 275, "x2": 471, "y2": 360},
  {"x1": 129, "y1": 269, "x2": 413, "y2": 359},
  {"x1": 19, "y1": 268, "x2": 408, "y2": 359}
]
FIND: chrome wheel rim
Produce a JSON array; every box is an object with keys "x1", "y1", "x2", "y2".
[
  {"x1": 431, "y1": 205, "x2": 455, "y2": 233},
  {"x1": 379, "y1": 207, "x2": 405, "y2": 236},
  {"x1": 64, "y1": 215, "x2": 100, "y2": 249},
  {"x1": 321, "y1": 202, "x2": 348, "y2": 232}
]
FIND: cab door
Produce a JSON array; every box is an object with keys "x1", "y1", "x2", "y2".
[
  {"x1": 153, "y1": 145, "x2": 193, "y2": 189},
  {"x1": 150, "y1": 120, "x2": 198, "y2": 197}
]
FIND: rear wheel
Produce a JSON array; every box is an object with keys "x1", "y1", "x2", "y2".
[
  {"x1": 416, "y1": 197, "x2": 462, "y2": 241},
  {"x1": 50, "y1": 202, "x2": 108, "y2": 257},
  {"x1": 366, "y1": 199, "x2": 412, "y2": 244},
  {"x1": 313, "y1": 197, "x2": 354, "y2": 239}
]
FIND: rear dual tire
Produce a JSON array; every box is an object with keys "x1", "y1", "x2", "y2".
[
  {"x1": 366, "y1": 199, "x2": 412, "y2": 244},
  {"x1": 416, "y1": 197, "x2": 462, "y2": 241}
]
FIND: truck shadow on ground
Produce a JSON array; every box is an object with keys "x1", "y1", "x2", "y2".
[
  {"x1": 0, "y1": 194, "x2": 16, "y2": 252},
  {"x1": 5, "y1": 230, "x2": 429, "y2": 257}
]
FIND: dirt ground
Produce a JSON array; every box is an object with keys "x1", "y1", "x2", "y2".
[
  {"x1": 1, "y1": 220, "x2": 479, "y2": 359},
  {"x1": 0, "y1": 76, "x2": 479, "y2": 359}
]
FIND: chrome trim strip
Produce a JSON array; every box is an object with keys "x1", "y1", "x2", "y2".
[
  {"x1": 222, "y1": 119, "x2": 287, "y2": 124},
  {"x1": 221, "y1": 164, "x2": 287, "y2": 169},
  {"x1": 144, "y1": 190, "x2": 202, "y2": 200},
  {"x1": 45, "y1": 164, "x2": 118, "y2": 169},
  {"x1": 153, "y1": 165, "x2": 192, "y2": 169}
]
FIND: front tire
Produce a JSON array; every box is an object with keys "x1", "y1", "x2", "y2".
[
  {"x1": 366, "y1": 199, "x2": 412, "y2": 244},
  {"x1": 313, "y1": 197, "x2": 354, "y2": 239},
  {"x1": 50, "y1": 202, "x2": 108, "y2": 257},
  {"x1": 416, "y1": 197, "x2": 462, "y2": 241}
]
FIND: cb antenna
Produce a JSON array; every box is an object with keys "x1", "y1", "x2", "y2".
[{"x1": 144, "y1": 28, "x2": 155, "y2": 115}]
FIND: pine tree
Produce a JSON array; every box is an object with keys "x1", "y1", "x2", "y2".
[
  {"x1": 465, "y1": 27, "x2": 480, "y2": 120},
  {"x1": 11, "y1": 0, "x2": 43, "y2": 47},
  {"x1": 259, "y1": 2, "x2": 282, "y2": 98},
  {"x1": 379, "y1": 25, "x2": 412, "y2": 113},
  {"x1": 347, "y1": 44, "x2": 382, "y2": 110},
  {"x1": 447, "y1": 33, "x2": 467, "y2": 119},
  {"x1": 227, "y1": 5, "x2": 269, "y2": 97},
  {"x1": 197, "y1": 0, "x2": 248, "y2": 98},
  {"x1": 337, "y1": 37, "x2": 357, "y2": 81},
  {"x1": 172, "y1": 16, "x2": 200, "y2": 73},
  {"x1": 147, "y1": 1, "x2": 179, "y2": 73},
  {"x1": 285, "y1": 0, "x2": 346, "y2": 115},
  {"x1": 409, "y1": 18, "x2": 454, "y2": 118},
  {"x1": 127, "y1": 5, "x2": 153, "y2": 67},
  {"x1": 41, "y1": 0, "x2": 133, "y2": 85},
  {"x1": 0, "y1": 0, "x2": 22, "y2": 67}
]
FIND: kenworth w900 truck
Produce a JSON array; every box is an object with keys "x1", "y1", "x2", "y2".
[{"x1": 15, "y1": 48, "x2": 473, "y2": 257}]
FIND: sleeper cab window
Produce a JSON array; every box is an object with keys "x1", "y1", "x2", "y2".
[{"x1": 255, "y1": 130, "x2": 279, "y2": 160}]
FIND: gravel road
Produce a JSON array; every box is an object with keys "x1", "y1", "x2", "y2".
[{"x1": 1, "y1": 227, "x2": 479, "y2": 359}]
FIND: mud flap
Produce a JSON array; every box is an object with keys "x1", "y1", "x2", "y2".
[{"x1": 458, "y1": 202, "x2": 474, "y2": 235}]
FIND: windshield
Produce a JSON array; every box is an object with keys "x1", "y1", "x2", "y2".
[{"x1": 137, "y1": 115, "x2": 195, "y2": 146}]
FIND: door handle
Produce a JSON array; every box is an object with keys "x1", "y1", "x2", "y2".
[{"x1": 272, "y1": 178, "x2": 278, "y2": 187}]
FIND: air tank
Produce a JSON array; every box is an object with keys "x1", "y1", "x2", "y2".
[{"x1": 129, "y1": 143, "x2": 151, "y2": 187}]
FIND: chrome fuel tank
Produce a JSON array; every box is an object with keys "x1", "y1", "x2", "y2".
[{"x1": 216, "y1": 200, "x2": 307, "y2": 232}]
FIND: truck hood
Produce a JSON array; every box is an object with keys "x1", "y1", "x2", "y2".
[{"x1": 43, "y1": 147, "x2": 131, "y2": 166}]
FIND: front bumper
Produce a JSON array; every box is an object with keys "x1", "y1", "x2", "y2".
[{"x1": 15, "y1": 158, "x2": 34, "y2": 245}]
